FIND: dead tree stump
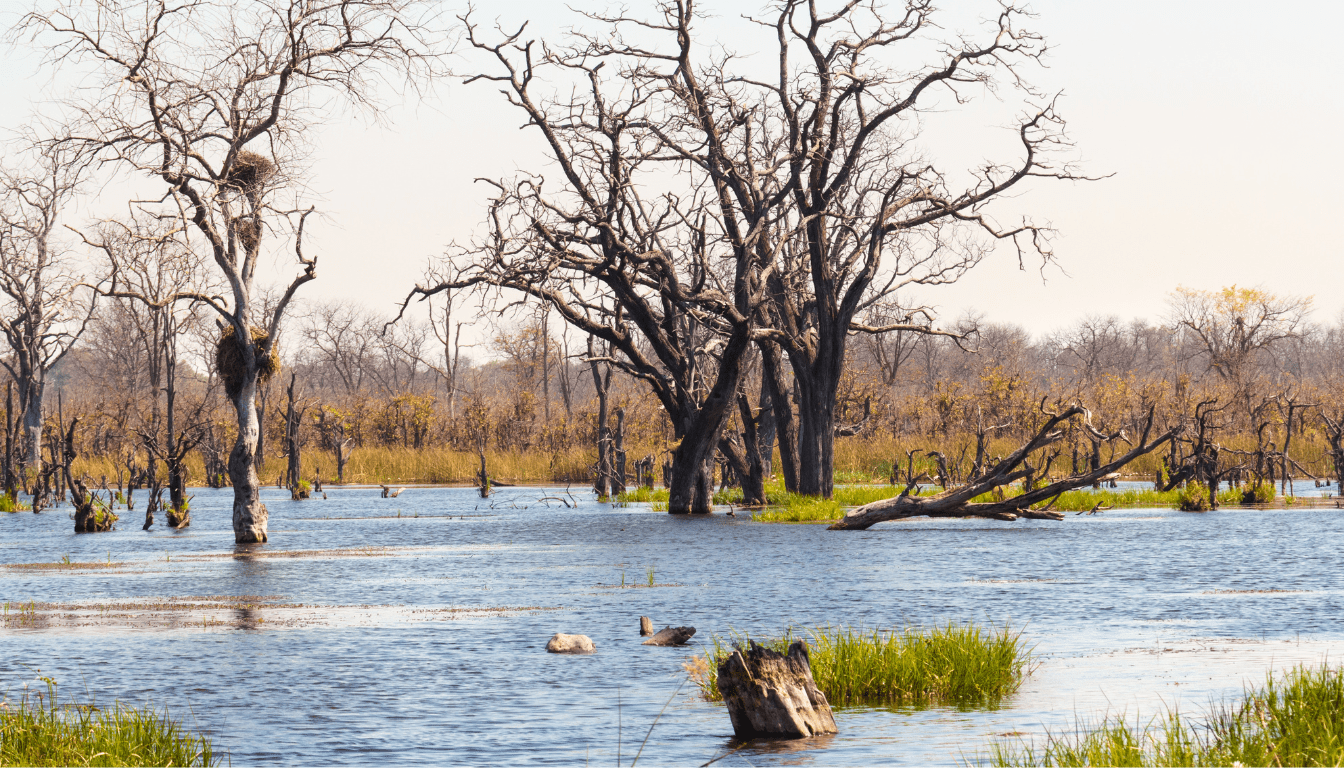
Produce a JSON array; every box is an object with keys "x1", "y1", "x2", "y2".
[
  {"x1": 167, "y1": 505, "x2": 190, "y2": 529},
  {"x1": 639, "y1": 616, "x2": 653, "y2": 636},
  {"x1": 642, "y1": 625, "x2": 696, "y2": 646},
  {"x1": 717, "y1": 640, "x2": 837, "y2": 739}
]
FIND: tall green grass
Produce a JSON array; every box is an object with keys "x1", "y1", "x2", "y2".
[
  {"x1": 0, "y1": 677, "x2": 218, "y2": 766},
  {"x1": 987, "y1": 663, "x2": 1344, "y2": 767},
  {"x1": 687, "y1": 622, "x2": 1032, "y2": 707}
]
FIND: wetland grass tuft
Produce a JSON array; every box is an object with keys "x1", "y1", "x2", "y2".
[
  {"x1": 688, "y1": 622, "x2": 1032, "y2": 707},
  {"x1": 0, "y1": 677, "x2": 218, "y2": 766},
  {"x1": 986, "y1": 663, "x2": 1344, "y2": 768}
]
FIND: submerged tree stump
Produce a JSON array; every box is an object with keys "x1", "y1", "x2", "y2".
[
  {"x1": 641, "y1": 625, "x2": 696, "y2": 646},
  {"x1": 640, "y1": 616, "x2": 653, "y2": 636},
  {"x1": 717, "y1": 640, "x2": 837, "y2": 739},
  {"x1": 166, "y1": 506, "x2": 190, "y2": 529}
]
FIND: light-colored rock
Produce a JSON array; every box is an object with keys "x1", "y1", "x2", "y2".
[{"x1": 546, "y1": 633, "x2": 595, "y2": 654}]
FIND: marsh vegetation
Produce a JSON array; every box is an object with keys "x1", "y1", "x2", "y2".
[
  {"x1": 687, "y1": 623, "x2": 1033, "y2": 707},
  {"x1": 0, "y1": 677, "x2": 217, "y2": 767},
  {"x1": 987, "y1": 663, "x2": 1344, "y2": 768}
]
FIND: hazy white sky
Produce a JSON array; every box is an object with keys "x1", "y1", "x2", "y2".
[{"x1": 2, "y1": 0, "x2": 1341, "y2": 343}]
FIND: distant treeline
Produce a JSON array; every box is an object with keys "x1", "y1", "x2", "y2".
[{"x1": 49, "y1": 285, "x2": 1344, "y2": 495}]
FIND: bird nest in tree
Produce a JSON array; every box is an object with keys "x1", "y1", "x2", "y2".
[
  {"x1": 226, "y1": 150, "x2": 276, "y2": 194},
  {"x1": 234, "y1": 217, "x2": 259, "y2": 253},
  {"x1": 216, "y1": 325, "x2": 280, "y2": 399}
]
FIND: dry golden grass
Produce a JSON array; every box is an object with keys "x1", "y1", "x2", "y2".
[{"x1": 66, "y1": 431, "x2": 1337, "y2": 487}]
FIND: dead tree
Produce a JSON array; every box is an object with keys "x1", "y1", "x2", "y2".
[
  {"x1": 280, "y1": 373, "x2": 309, "y2": 499},
  {"x1": 61, "y1": 418, "x2": 115, "y2": 533},
  {"x1": 1322, "y1": 412, "x2": 1344, "y2": 492},
  {"x1": 831, "y1": 405, "x2": 1179, "y2": 530},
  {"x1": 26, "y1": 0, "x2": 444, "y2": 543},
  {"x1": 0, "y1": 143, "x2": 98, "y2": 474},
  {"x1": 398, "y1": 9, "x2": 781, "y2": 513},
  {"x1": 316, "y1": 408, "x2": 354, "y2": 484},
  {"x1": 588, "y1": 337, "x2": 614, "y2": 498},
  {"x1": 740, "y1": 1, "x2": 1081, "y2": 499},
  {"x1": 1279, "y1": 396, "x2": 1317, "y2": 496}
]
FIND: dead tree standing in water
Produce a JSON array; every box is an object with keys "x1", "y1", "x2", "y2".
[
  {"x1": 0, "y1": 144, "x2": 98, "y2": 484},
  {"x1": 400, "y1": 9, "x2": 781, "y2": 513},
  {"x1": 26, "y1": 0, "x2": 444, "y2": 543},
  {"x1": 281, "y1": 373, "x2": 309, "y2": 499}
]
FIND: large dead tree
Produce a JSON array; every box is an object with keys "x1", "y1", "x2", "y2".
[
  {"x1": 84, "y1": 216, "x2": 213, "y2": 519},
  {"x1": 25, "y1": 0, "x2": 444, "y2": 542},
  {"x1": 0, "y1": 144, "x2": 98, "y2": 472},
  {"x1": 830, "y1": 405, "x2": 1179, "y2": 530},
  {"x1": 399, "y1": 10, "x2": 791, "y2": 513},
  {"x1": 741, "y1": 0, "x2": 1084, "y2": 499}
]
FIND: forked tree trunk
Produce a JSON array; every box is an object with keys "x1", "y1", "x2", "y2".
[
  {"x1": 666, "y1": 331, "x2": 752, "y2": 514},
  {"x1": 229, "y1": 375, "x2": 267, "y2": 543}
]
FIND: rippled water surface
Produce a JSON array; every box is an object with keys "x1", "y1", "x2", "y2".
[{"x1": 3, "y1": 484, "x2": 1344, "y2": 765}]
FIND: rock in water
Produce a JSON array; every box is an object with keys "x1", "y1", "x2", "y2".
[
  {"x1": 717, "y1": 640, "x2": 837, "y2": 738},
  {"x1": 642, "y1": 625, "x2": 696, "y2": 646},
  {"x1": 546, "y1": 633, "x2": 595, "y2": 654}
]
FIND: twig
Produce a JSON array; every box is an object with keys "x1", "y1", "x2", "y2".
[{"x1": 630, "y1": 678, "x2": 686, "y2": 767}]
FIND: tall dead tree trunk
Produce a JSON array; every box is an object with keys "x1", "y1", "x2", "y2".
[
  {"x1": 589, "y1": 338, "x2": 613, "y2": 498},
  {"x1": 612, "y1": 407, "x2": 627, "y2": 495},
  {"x1": 759, "y1": 338, "x2": 798, "y2": 492}
]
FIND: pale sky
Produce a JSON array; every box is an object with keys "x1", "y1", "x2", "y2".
[{"x1": 2, "y1": 0, "x2": 1341, "y2": 345}]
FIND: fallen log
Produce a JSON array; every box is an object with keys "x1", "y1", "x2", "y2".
[
  {"x1": 641, "y1": 625, "x2": 695, "y2": 646},
  {"x1": 717, "y1": 640, "x2": 836, "y2": 738},
  {"x1": 830, "y1": 404, "x2": 1180, "y2": 531}
]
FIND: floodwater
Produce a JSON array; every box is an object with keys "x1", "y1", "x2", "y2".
[{"x1": 2, "y1": 484, "x2": 1344, "y2": 765}]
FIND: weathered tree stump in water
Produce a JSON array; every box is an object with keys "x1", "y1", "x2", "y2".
[
  {"x1": 717, "y1": 640, "x2": 837, "y2": 738},
  {"x1": 640, "y1": 616, "x2": 653, "y2": 636},
  {"x1": 642, "y1": 625, "x2": 696, "y2": 646},
  {"x1": 166, "y1": 506, "x2": 190, "y2": 528}
]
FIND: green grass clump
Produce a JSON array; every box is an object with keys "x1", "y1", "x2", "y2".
[
  {"x1": 987, "y1": 663, "x2": 1344, "y2": 767},
  {"x1": 0, "y1": 677, "x2": 218, "y2": 766},
  {"x1": 0, "y1": 494, "x2": 28, "y2": 513},
  {"x1": 615, "y1": 486, "x2": 667, "y2": 504},
  {"x1": 1176, "y1": 481, "x2": 1210, "y2": 511},
  {"x1": 687, "y1": 622, "x2": 1031, "y2": 707},
  {"x1": 1242, "y1": 482, "x2": 1275, "y2": 504}
]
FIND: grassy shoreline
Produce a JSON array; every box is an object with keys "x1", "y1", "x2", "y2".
[
  {"x1": 0, "y1": 677, "x2": 218, "y2": 767},
  {"x1": 985, "y1": 663, "x2": 1344, "y2": 767}
]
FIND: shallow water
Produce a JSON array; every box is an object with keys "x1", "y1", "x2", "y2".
[{"x1": 2, "y1": 485, "x2": 1343, "y2": 765}]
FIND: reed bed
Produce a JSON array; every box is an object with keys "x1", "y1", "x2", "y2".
[
  {"x1": 72, "y1": 447, "x2": 596, "y2": 487},
  {"x1": 687, "y1": 622, "x2": 1032, "y2": 707},
  {"x1": 986, "y1": 663, "x2": 1344, "y2": 767},
  {"x1": 0, "y1": 678, "x2": 218, "y2": 766}
]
